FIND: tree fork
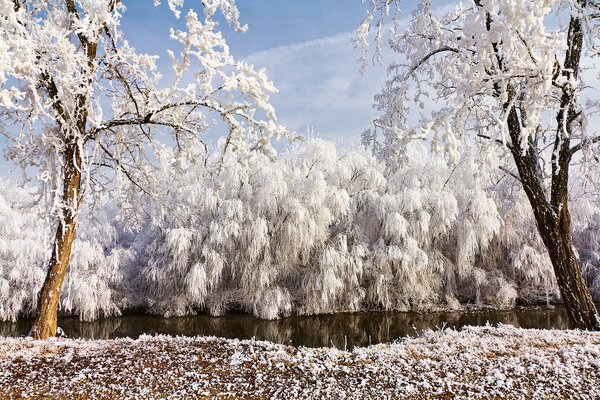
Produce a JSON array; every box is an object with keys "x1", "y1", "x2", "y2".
[{"x1": 490, "y1": 0, "x2": 599, "y2": 330}]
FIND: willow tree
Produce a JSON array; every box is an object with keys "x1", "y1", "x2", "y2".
[
  {"x1": 0, "y1": 0, "x2": 287, "y2": 339},
  {"x1": 358, "y1": 0, "x2": 600, "y2": 329}
]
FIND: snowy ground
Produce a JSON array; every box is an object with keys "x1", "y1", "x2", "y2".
[{"x1": 0, "y1": 325, "x2": 599, "y2": 399}]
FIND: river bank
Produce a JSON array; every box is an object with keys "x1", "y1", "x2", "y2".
[
  {"x1": 0, "y1": 305, "x2": 571, "y2": 348},
  {"x1": 1, "y1": 325, "x2": 599, "y2": 399}
]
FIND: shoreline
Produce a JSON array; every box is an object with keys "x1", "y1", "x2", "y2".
[{"x1": 0, "y1": 305, "x2": 572, "y2": 349}]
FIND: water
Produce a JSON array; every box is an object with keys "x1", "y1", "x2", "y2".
[{"x1": 0, "y1": 306, "x2": 570, "y2": 349}]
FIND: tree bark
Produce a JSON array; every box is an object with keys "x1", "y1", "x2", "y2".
[
  {"x1": 506, "y1": 102, "x2": 600, "y2": 330},
  {"x1": 31, "y1": 143, "x2": 82, "y2": 339},
  {"x1": 537, "y1": 204, "x2": 600, "y2": 330},
  {"x1": 542, "y1": 3, "x2": 599, "y2": 330}
]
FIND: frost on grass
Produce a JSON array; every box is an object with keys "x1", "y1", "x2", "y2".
[
  {"x1": 2, "y1": 137, "x2": 600, "y2": 322},
  {"x1": 0, "y1": 325, "x2": 599, "y2": 399}
]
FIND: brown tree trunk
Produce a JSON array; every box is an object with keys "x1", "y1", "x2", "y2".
[
  {"x1": 533, "y1": 202, "x2": 600, "y2": 330},
  {"x1": 31, "y1": 144, "x2": 82, "y2": 339}
]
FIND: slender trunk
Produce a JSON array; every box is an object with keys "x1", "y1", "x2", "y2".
[{"x1": 31, "y1": 143, "x2": 82, "y2": 339}]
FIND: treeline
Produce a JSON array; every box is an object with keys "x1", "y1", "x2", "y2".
[{"x1": 2, "y1": 139, "x2": 599, "y2": 322}]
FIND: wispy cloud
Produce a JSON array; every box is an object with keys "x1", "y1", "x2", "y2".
[{"x1": 244, "y1": 30, "x2": 391, "y2": 148}]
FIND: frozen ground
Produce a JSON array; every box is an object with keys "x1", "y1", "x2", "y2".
[{"x1": 0, "y1": 325, "x2": 599, "y2": 399}]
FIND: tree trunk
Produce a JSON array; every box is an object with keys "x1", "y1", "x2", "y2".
[
  {"x1": 28, "y1": 1, "x2": 114, "y2": 339},
  {"x1": 31, "y1": 144, "x2": 82, "y2": 339},
  {"x1": 533, "y1": 202, "x2": 600, "y2": 330},
  {"x1": 504, "y1": 106, "x2": 599, "y2": 329}
]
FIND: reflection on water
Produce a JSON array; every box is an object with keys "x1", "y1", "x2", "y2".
[{"x1": 0, "y1": 306, "x2": 570, "y2": 349}]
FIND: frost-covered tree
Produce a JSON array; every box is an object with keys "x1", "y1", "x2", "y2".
[
  {"x1": 3, "y1": 138, "x2": 600, "y2": 323},
  {"x1": 357, "y1": 0, "x2": 600, "y2": 329},
  {"x1": 0, "y1": 0, "x2": 286, "y2": 339},
  {"x1": 120, "y1": 138, "x2": 508, "y2": 319}
]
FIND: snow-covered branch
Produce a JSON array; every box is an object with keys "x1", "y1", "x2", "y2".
[{"x1": 570, "y1": 135, "x2": 600, "y2": 155}]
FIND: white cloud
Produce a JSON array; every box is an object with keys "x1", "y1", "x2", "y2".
[{"x1": 244, "y1": 30, "x2": 392, "y2": 148}]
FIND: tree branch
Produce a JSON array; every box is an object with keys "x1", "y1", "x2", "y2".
[
  {"x1": 87, "y1": 110, "x2": 209, "y2": 154},
  {"x1": 40, "y1": 70, "x2": 70, "y2": 130},
  {"x1": 569, "y1": 136, "x2": 600, "y2": 155},
  {"x1": 477, "y1": 133, "x2": 515, "y2": 152},
  {"x1": 551, "y1": 6, "x2": 584, "y2": 210},
  {"x1": 499, "y1": 166, "x2": 522, "y2": 183},
  {"x1": 97, "y1": 143, "x2": 150, "y2": 196},
  {"x1": 405, "y1": 46, "x2": 459, "y2": 78}
]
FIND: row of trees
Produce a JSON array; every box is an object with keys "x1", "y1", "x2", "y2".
[
  {"x1": 2, "y1": 138, "x2": 600, "y2": 323},
  {"x1": 0, "y1": 0, "x2": 599, "y2": 338}
]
